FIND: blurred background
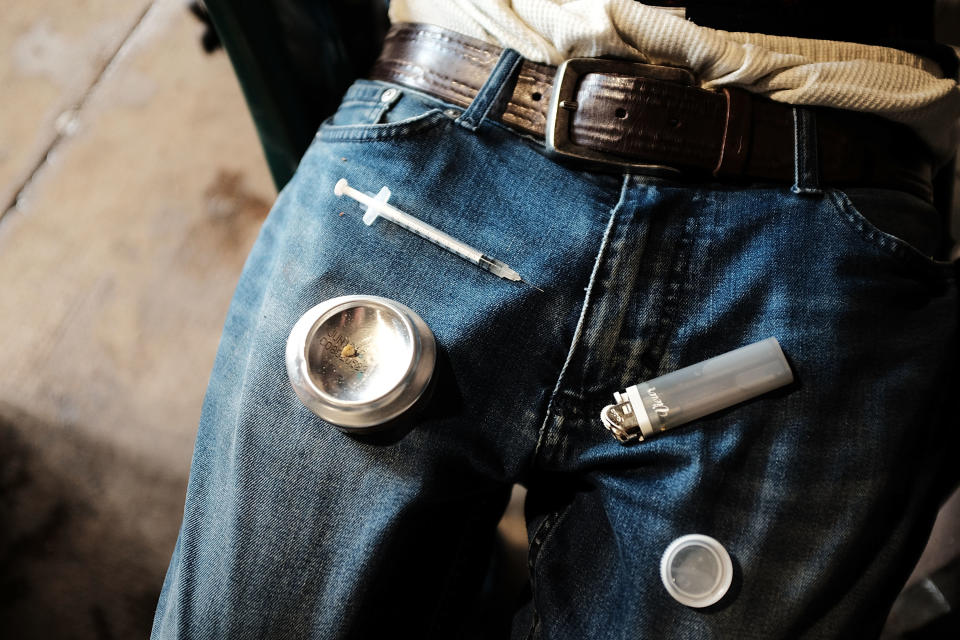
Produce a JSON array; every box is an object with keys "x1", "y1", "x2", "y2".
[{"x1": 0, "y1": 1, "x2": 958, "y2": 638}]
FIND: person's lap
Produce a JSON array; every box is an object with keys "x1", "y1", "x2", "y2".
[{"x1": 152, "y1": 80, "x2": 959, "y2": 639}]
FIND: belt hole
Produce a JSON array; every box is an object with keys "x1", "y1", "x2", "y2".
[
  {"x1": 615, "y1": 107, "x2": 628, "y2": 119},
  {"x1": 531, "y1": 91, "x2": 543, "y2": 102}
]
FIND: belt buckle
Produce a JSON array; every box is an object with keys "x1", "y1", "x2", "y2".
[{"x1": 545, "y1": 58, "x2": 696, "y2": 174}]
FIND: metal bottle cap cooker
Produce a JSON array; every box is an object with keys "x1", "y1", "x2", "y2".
[{"x1": 286, "y1": 296, "x2": 436, "y2": 430}]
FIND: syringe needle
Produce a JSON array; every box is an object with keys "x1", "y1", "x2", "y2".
[
  {"x1": 522, "y1": 279, "x2": 544, "y2": 292},
  {"x1": 479, "y1": 254, "x2": 544, "y2": 291},
  {"x1": 335, "y1": 178, "x2": 540, "y2": 290}
]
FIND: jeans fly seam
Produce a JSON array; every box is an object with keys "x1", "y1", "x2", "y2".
[
  {"x1": 525, "y1": 503, "x2": 573, "y2": 640},
  {"x1": 526, "y1": 504, "x2": 568, "y2": 569},
  {"x1": 532, "y1": 175, "x2": 631, "y2": 464},
  {"x1": 643, "y1": 213, "x2": 697, "y2": 377}
]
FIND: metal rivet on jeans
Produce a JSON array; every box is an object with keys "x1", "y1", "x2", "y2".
[{"x1": 380, "y1": 88, "x2": 399, "y2": 103}]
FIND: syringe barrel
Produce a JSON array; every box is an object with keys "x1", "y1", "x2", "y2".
[{"x1": 375, "y1": 202, "x2": 484, "y2": 264}]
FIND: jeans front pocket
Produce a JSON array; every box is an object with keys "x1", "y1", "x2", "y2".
[
  {"x1": 317, "y1": 80, "x2": 451, "y2": 143},
  {"x1": 826, "y1": 187, "x2": 956, "y2": 278}
]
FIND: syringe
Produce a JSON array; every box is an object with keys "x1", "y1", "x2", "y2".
[{"x1": 334, "y1": 178, "x2": 541, "y2": 290}]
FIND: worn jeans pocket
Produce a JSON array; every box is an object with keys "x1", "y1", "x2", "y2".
[
  {"x1": 827, "y1": 187, "x2": 955, "y2": 276},
  {"x1": 317, "y1": 80, "x2": 451, "y2": 143}
]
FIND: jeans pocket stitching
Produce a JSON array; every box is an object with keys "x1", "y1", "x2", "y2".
[
  {"x1": 317, "y1": 109, "x2": 450, "y2": 143},
  {"x1": 825, "y1": 188, "x2": 955, "y2": 278},
  {"x1": 526, "y1": 504, "x2": 570, "y2": 574},
  {"x1": 525, "y1": 503, "x2": 571, "y2": 638}
]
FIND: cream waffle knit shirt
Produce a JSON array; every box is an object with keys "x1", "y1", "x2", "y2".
[{"x1": 389, "y1": 0, "x2": 960, "y2": 161}]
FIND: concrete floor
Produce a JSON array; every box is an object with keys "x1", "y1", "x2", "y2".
[
  {"x1": 0, "y1": 1, "x2": 273, "y2": 636},
  {"x1": 0, "y1": 1, "x2": 956, "y2": 637}
]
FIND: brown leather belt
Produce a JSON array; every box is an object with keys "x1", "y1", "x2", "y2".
[{"x1": 370, "y1": 23, "x2": 934, "y2": 200}]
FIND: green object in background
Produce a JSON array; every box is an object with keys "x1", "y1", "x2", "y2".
[{"x1": 203, "y1": 0, "x2": 389, "y2": 190}]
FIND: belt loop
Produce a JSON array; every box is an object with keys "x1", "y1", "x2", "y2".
[
  {"x1": 791, "y1": 107, "x2": 822, "y2": 195},
  {"x1": 456, "y1": 49, "x2": 524, "y2": 132}
]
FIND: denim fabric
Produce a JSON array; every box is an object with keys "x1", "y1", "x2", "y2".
[{"x1": 153, "y1": 64, "x2": 960, "y2": 639}]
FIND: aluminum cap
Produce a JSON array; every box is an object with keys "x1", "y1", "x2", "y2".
[{"x1": 286, "y1": 296, "x2": 436, "y2": 430}]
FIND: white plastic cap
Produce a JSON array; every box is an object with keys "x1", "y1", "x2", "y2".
[{"x1": 660, "y1": 534, "x2": 733, "y2": 608}]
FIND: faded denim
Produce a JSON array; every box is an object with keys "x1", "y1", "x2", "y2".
[{"x1": 153, "y1": 62, "x2": 959, "y2": 639}]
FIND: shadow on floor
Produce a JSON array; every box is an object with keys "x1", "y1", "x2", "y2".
[{"x1": 0, "y1": 404, "x2": 184, "y2": 639}]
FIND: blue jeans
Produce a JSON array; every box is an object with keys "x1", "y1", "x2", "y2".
[{"x1": 153, "y1": 53, "x2": 959, "y2": 639}]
